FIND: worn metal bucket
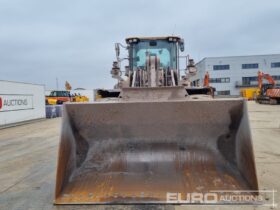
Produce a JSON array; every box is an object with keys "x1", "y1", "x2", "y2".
[{"x1": 54, "y1": 99, "x2": 258, "y2": 204}]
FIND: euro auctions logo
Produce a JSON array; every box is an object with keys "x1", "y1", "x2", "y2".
[
  {"x1": 0, "y1": 94, "x2": 33, "y2": 112},
  {"x1": 166, "y1": 190, "x2": 277, "y2": 207}
]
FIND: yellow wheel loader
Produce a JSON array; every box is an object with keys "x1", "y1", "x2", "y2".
[{"x1": 55, "y1": 36, "x2": 258, "y2": 204}]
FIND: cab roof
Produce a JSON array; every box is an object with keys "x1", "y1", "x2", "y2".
[{"x1": 125, "y1": 36, "x2": 181, "y2": 44}]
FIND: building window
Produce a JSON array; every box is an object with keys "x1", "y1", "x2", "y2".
[
  {"x1": 273, "y1": 75, "x2": 280, "y2": 80},
  {"x1": 271, "y1": 62, "x2": 280, "y2": 68},
  {"x1": 213, "y1": 65, "x2": 230, "y2": 70},
  {"x1": 242, "y1": 75, "x2": 280, "y2": 85},
  {"x1": 242, "y1": 63, "x2": 258, "y2": 69},
  {"x1": 209, "y1": 77, "x2": 230, "y2": 83},
  {"x1": 217, "y1": 90, "x2": 230, "y2": 95},
  {"x1": 191, "y1": 79, "x2": 200, "y2": 87},
  {"x1": 242, "y1": 76, "x2": 258, "y2": 85}
]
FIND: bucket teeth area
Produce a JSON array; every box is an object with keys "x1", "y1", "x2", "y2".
[{"x1": 55, "y1": 99, "x2": 258, "y2": 204}]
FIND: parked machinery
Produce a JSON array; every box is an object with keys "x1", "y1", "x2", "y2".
[
  {"x1": 240, "y1": 88, "x2": 259, "y2": 101},
  {"x1": 256, "y1": 71, "x2": 280, "y2": 104},
  {"x1": 46, "y1": 90, "x2": 89, "y2": 105},
  {"x1": 202, "y1": 71, "x2": 215, "y2": 97},
  {"x1": 45, "y1": 90, "x2": 72, "y2": 105}
]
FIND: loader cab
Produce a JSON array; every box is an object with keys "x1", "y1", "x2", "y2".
[
  {"x1": 127, "y1": 37, "x2": 182, "y2": 69},
  {"x1": 125, "y1": 36, "x2": 184, "y2": 87}
]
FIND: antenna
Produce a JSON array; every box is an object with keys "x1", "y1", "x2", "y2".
[
  {"x1": 172, "y1": 24, "x2": 176, "y2": 36},
  {"x1": 56, "y1": 77, "x2": 59, "y2": 90}
]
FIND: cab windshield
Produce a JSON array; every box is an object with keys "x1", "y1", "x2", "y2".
[
  {"x1": 50, "y1": 91, "x2": 70, "y2": 97},
  {"x1": 130, "y1": 40, "x2": 177, "y2": 70}
]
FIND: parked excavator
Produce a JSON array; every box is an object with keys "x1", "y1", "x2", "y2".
[
  {"x1": 55, "y1": 36, "x2": 258, "y2": 204},
  {"x1": 256, "y1": 71, "x2": 280, "y2": 104}
]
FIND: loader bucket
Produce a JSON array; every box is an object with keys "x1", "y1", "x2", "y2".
[{"x1": 55, "y1": 99, "x2": 258, "y2": 204}]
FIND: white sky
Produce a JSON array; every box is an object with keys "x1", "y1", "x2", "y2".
[{"x1": 1, "y1": 0, "x2": 280, "y2": 89}]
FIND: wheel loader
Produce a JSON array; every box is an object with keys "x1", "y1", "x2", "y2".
[{"x1": 54, "y1": 36, "x2": 258, "y2": 204}]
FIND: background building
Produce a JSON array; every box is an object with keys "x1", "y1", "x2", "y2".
[{"x1": 190, "y1": 54, "x2": 280, "y2": 96}]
